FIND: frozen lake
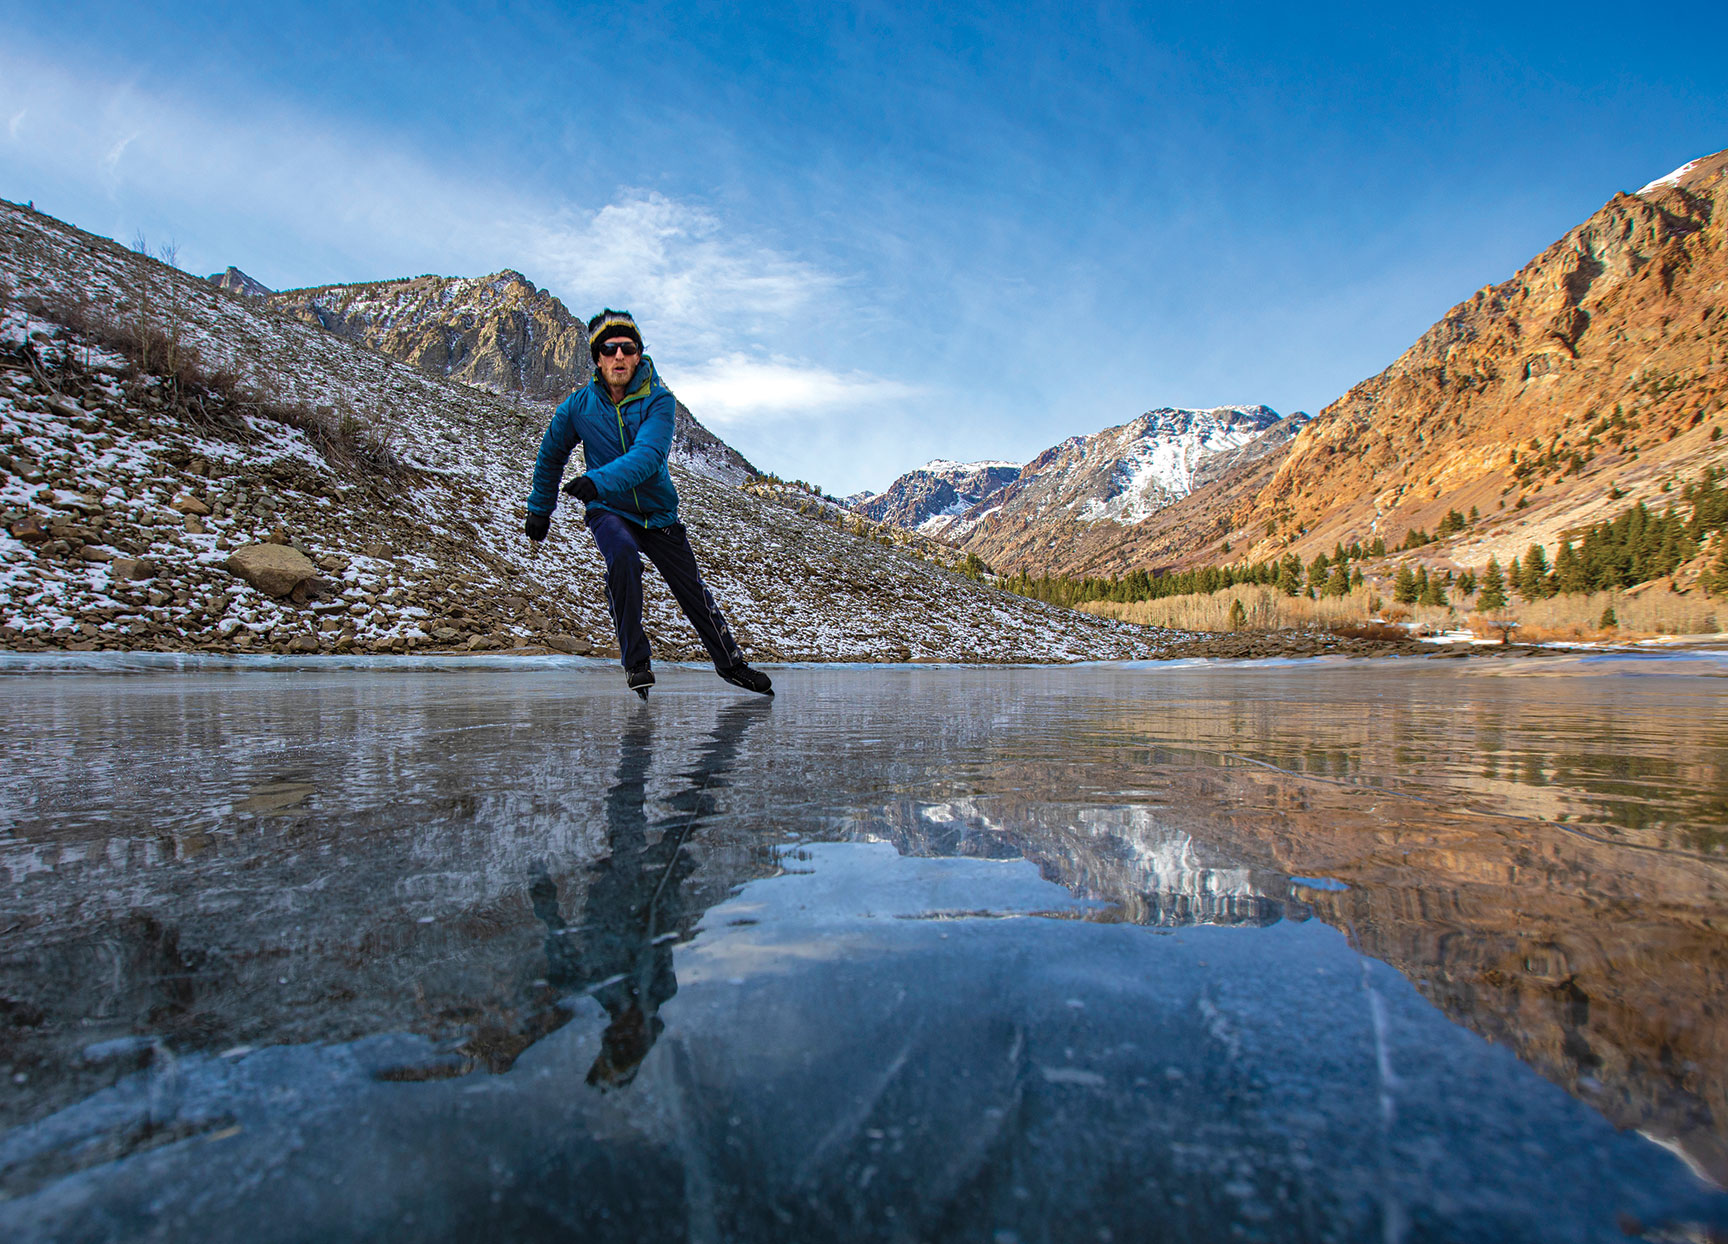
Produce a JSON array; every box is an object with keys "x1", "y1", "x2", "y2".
[{"x1": 2, "y1": 654, "x2": 1727, "y2": 1242}]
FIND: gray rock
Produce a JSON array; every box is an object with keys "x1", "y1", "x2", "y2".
[
  {"x1": 545, "y1": 633, "x2": 593, "y2": 655},
  {"x1": 76, "y1": 545, "x2": 115, "y2": 562},
  {"x1": 110, "y1": 558, "x2": 156, "y2": 581},
  {"x1": 431, "y1": 626, "x2": 460, "y2": 642},
  {"x1": 286, "y1": 634, "x2": 321, "y2": 653},
  {"x1": 225, "y1": 543, "x2": 318, "y2": 598}
]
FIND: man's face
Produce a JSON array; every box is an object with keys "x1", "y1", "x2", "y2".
[{"x1": 598, "y1": 337, "x2": 640, "y2": 390}]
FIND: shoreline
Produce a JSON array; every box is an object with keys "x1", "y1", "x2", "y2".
[{"x1": 3, "y1": 631, "x2": 1725, "y2": 668}]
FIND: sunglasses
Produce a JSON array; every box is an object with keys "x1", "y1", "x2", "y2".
[{"x1": 598, "y1": 340, "x2": 640, "y2": 357}]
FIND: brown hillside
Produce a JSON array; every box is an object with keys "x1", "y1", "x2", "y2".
[{"x1": 1229, "y1": 149, "x2": 1728, "y2": 569}]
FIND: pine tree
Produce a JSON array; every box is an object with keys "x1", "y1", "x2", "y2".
[
  {"x1": 1276, "y1": 557, "x2": 1302, "y2": 597},
  {"x1": 1710, "y1": 535, "x2": 1728, "y2": 597},
  {"x1": 1308, "y1": 553, "x2": 1330, "y2": 593},
  {"x1": 1228, "y1": 598, "x2": 1247, "y2": 630},
  {"x1": 1521, "y1": 544, "x2": 1552, "y2": 599},
  {"x1": 1393, "y1": 563, "x2": 1418, "y2": 604},
  {"x1": 1477, "y1": 558, "x2": 1507, "y2": 610},
  {"x1": 1369, "y1": 536, "x2": 1387, "y2": 557},
  {"x1": 1325, "y1": 562, "x2": 1351, "y2": 597},
  {"x1": 1554, "y1": 539, "x2": 1588, "y2": 594}
]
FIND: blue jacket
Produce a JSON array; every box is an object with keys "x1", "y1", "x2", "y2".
[{"x1": 526, "y1": 357, "x2": 681, "y2": 528}]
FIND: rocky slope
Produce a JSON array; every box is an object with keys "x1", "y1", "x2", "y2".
[
  {"x1": 267, "y1": 271, "x2": 591, "y2": 402},
  {"x1": 1200, "y1": 149, "x2": 1728, "y2": 572},
  {"x1": 852, "y1": 459, "x2": 1021, "y2": 536},
  {"x1": 232, "y1": 268, "x2": 757, "y2": 485},
  {"x1": 940, "y1": 405, "x2": 1291, "y2": 574},
  {"x1": 0, "y1": 199, "x2": 1172, "y2": 663}
]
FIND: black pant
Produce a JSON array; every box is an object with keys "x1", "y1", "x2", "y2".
[{"x1": 586, "y1": 510, "x2": 744, "y2": 671}]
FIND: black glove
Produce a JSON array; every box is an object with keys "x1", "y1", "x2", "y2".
[
  {"x1": 563, "y1": 475, "x2": 599, "y2": 503},
  {"x1": 524, "y1": 510, "x2": 550, "y2": 542}
]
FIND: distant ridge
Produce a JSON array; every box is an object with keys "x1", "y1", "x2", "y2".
[{"x1": 208, "y1": 266, "x2": 272, "y2": 299}]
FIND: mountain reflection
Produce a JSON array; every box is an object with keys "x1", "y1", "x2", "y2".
[
  {"x1": 853, "y1": 737, "x2": 1728, "y2": 1187},
  {"x1": 2, "y1": 660, "x2": 1725, "y2": 1223}
]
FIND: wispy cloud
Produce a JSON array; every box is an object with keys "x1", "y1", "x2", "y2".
[
  {"x1": 0, "y1": 46, "x2": 851, "y2": 372},
  {"x1": 520, "y1": 194, "x2": 838, "y2": 356},
  {"x1": 6, "y1": 110, "x2": 23, "y2": 141},
  {"x1": 671, "y1": 353, "x2": 921, "y2": 426}
]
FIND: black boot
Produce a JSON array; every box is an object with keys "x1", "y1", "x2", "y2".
[
  {"x1": 718, "y1": 663, "x2": 773, "y2": 696},
  {"x1": 626, "y1": 662, "x2": 654, "y2": 700}
]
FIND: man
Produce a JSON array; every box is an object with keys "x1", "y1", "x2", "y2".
[{"x1": 524, "y1": 309, "x2": 772, "y2": 700}]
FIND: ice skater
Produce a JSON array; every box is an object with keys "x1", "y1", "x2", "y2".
[{"x1": 523, "y1": 309, "x2": 773, "y2": 700}]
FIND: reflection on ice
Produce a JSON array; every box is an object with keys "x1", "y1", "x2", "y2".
[{"x1": 1, "y1": 658, "x2": 1726, "y2": 1240}]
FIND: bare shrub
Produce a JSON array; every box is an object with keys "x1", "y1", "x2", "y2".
[
  {"x1": 1081, "y1": 584, "x2": 1382, "y2": 632},
  {"x1": 18, "y1": 288, "x2": 415, "y2": 479},
  {"x1": 1470, "y1": 587, "x2": 1721, "y2": 638}
]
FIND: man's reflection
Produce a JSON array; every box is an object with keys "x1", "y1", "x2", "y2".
[{"x1": 529, "y1": 702, "x2": 766, "y2": 1089}]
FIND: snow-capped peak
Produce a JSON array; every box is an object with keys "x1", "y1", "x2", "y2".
[
  {"x1": 918, "y1": 458, "x2": 1023, "y2": 473},
  {"x1": 1639, "y1": 157, "x2": 1704, "y2": 195}
]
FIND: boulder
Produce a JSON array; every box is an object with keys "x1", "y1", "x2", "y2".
[
  {"x1": 8, "y1": 515, "x2": 48, "y2": 543},
  {"x1": 225, "y1": 543, "x2": 318, "y2": 598},
  {"x1": 77, "y1": 545, "x2": 115, "y2": 562},
  {"x1": 430, "y1": 626, "x2": 461, "y2": 643},
  {"x1": 185, "y1": 514, "x2": 207, "y2": 535},
  {"x1": 316, "y1": 553, "x2": 351, "y2": 573},
  {"x1": 545, "y1": 633, "x2": 593, "y2": 655},
  {"x1": 286, "y1": 634, "x2": 321, "y2": 654},
  {"x1": 110, "y1": 558, "x2": 157, "y2": 581},
  {"x1": 170, "y1": 495, "x2": 211, "y2": 516},
  {"x1": 361, "y1": 541, "x2": 396, "y2": 560}
]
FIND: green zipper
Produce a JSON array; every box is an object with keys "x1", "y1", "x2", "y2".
[{"x1": 611, "y1": 397, "x2": 643, "y2": 514}]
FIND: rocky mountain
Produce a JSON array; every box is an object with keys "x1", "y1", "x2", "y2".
[
  {"x1": 963, "y1": 411, "x2": 1313, "y2": 578},
  {"x1": 931, "y1": 405, "x2": 1289, "y2": 574},
  {"x1": 207, "y1": 266, "x2": 272, "y2": 299},
  {"x1": 266, "y1": 271, "x2": 591, "y2": 402},
  {"x1": 910, "y1": 150, "x2": 1728, "y2": 582},
  {"x1": 0, "y1": 198, "x2": 1169, "y2": 663},
  {"x1": 853, "y1": 459, "x2": 1022, "y2": 536},
  {"x1": 1114, "y1": 148, "x2": 1728, "y2": 576},
  {"x1": 238, "y1": 269, "x2": 758, "y2": 485}
]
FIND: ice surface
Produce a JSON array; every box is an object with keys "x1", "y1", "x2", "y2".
[{"x1": 1, "y1": 659, "x2": 1725, "y2": 1240}]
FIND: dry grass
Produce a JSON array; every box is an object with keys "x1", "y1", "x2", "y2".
[
  {"x1": 17, "y1": 287, "x2": 415, "y2": 479},
  {"x1": 1081, "y1": 580, "x2": 1723, "y2": 638},
  {"x1": 1080, "y1": 585, "x2": 1384, "y2": 632},
  {"x1": 1471, "y1": 586, "x2": 1722, "y2": 639}
]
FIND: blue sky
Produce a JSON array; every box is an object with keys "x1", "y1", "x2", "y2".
[{"x1": 2, "y1": 2, "x2": 1724, "y2": 495}]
